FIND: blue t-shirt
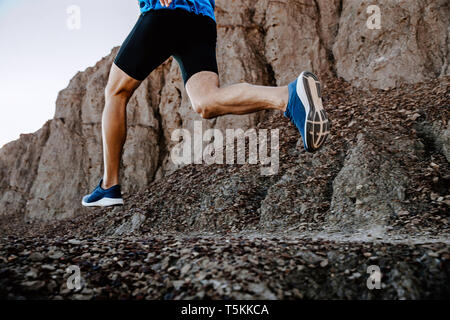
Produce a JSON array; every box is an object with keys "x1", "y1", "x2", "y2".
[{"x1": 138, "y1": 0, "x2": 216, "y2": 22}]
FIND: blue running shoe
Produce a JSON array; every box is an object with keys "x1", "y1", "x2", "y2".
[
  {"x1": 82, "y1": 180, "x2": 124, "y2": 207},
  {"x1": 284, "y1": 71, "x2": 330, "y2": 152}
]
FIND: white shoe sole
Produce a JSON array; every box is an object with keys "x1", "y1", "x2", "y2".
[
  {"x1": 81, "y1": 197, "x2": 124, "y2": 207},
  {"x1": 296, "y1": 71, "x2": 330, "y2": 152}
]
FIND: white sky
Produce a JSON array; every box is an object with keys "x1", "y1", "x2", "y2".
[{"x1": 0, "y1": 0, "x2": 139, "y2": 147}]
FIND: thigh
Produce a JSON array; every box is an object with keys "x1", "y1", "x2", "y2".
[
  {"x1": 114, "y1": 11, "x2": 172, "y2": 81},
  {"x1": 173, "y1": 42, "x2": 219, "y2": 85},
  {"x1": 172, "y1": 12, "x2": 219, "y2": 85}
]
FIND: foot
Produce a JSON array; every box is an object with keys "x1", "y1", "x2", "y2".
[
  {"x1": 284, "y1": 71, "x2": 330, "y2": 152},
  {"x1": 81, "y1": 179, "x2": 124, "y2": 207}
]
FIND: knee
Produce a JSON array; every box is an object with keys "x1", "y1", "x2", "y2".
[
  {"x1": 192, "y1": 95, "x2": 216, "y2": 119},
  {"x1": 105, "y1": 82, "x2": 135, "y2": 102}
]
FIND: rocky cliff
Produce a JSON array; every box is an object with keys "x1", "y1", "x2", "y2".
[
  {"x1": 0, "y1": 0, "x2": 449, "y2": 300},
  {"x1": 0, "y1": 0, "x2": 448, "y2": 220}
]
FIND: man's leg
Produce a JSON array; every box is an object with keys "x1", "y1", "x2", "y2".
[
  {"x1": 186, "y1": 71, "x2": 288, "y2": 119},
  {"x1": 102, "y1": 63, "x2": 141, "y2": 189},
  {"x1": 186, "y1": 70, "x2": 329, "y2": 152}
]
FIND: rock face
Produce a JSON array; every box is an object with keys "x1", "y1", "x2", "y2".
[
  {"x1": 0, "y1": 122, "x2": 50, "y2": 217},
  {"x1": 333, "y1": 0, "x2": 449, "y2": 89},
  {"x1": 0, "y1": 0, "x2": 449, "y2": 220}
]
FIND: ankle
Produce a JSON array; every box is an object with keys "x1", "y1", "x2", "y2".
[
  {"x1": 277, "y1": 86, "x2": 289, "y2": 112},
  {"x1": 102, "y1": 178, "x2": 119, "y2": 189}
]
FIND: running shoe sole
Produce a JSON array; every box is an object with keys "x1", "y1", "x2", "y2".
[
  {"x1": 81, "y1": 197, "x2": 124, "y2": 207},
  {"x1": 297, "y1": 71, "x2": 330, "y2": 152}
]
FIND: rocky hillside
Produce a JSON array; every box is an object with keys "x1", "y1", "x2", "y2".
[
  {"x1": 1, "y1": 75, "x2": 449, "y2": 299},
  {"x1": 0, "y1": 0, "x2": 448, "y2": 220},
  {"x1": 0, "y1": 0, "x2": 449, "y2": 300}
]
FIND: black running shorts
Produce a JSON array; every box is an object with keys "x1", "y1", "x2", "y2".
[{"x1": 114, "y1": 9, "x2": 218, "y2": 85}]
